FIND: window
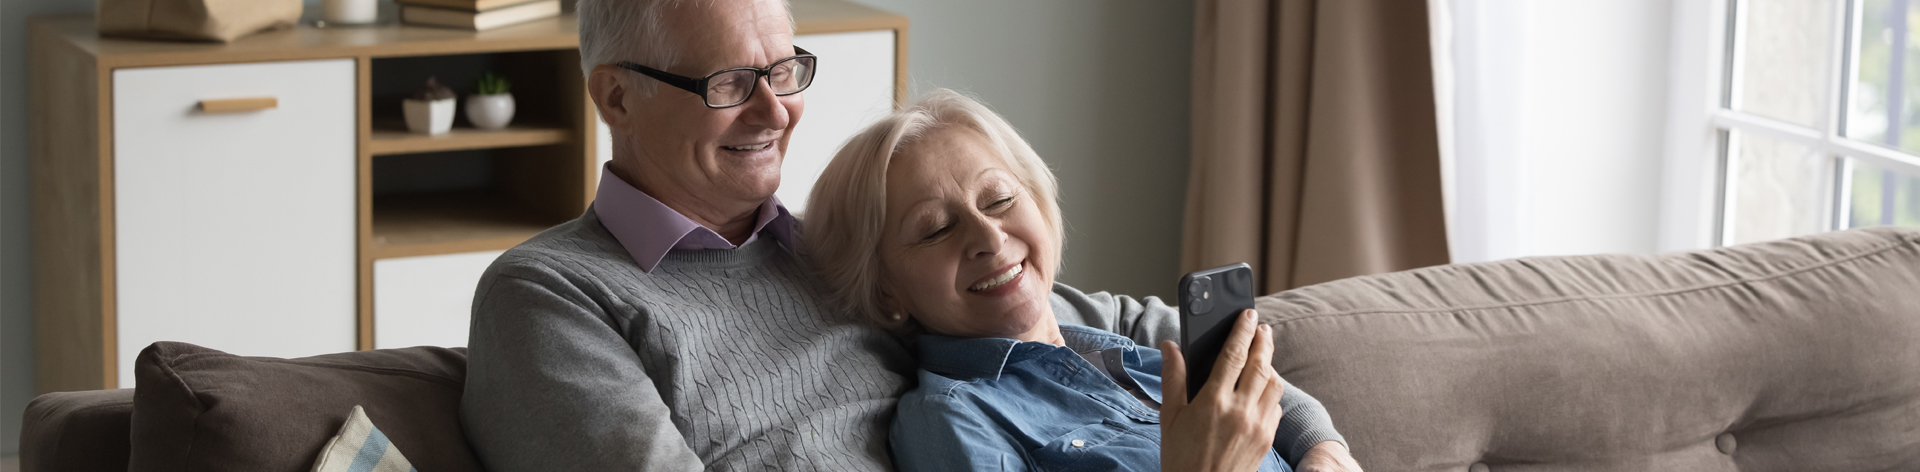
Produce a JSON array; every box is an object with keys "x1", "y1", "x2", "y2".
[{"x1": 1713, "y1": 0, "x2": 1920, "y2": 245}]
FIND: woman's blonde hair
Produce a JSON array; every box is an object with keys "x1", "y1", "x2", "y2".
[{"x1": 804, "y1": 89, "x2": 1064, "y2": 330}]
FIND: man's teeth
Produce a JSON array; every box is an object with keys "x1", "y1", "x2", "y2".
[
  {"x1": 722, "y1": 142, "x2": 772, "y2": 152},
  {"x1": 969, "y1": 264, "x2": 1023, "y2": 292}
]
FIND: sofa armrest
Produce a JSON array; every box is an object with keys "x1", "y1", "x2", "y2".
[{"x1": 21, "y1": 389, "x2": 135, "y2": 472}]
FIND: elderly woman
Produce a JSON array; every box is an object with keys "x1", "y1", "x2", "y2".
[{"x1": 805, "y1": 89, "x2": 1352, "y2": 472}]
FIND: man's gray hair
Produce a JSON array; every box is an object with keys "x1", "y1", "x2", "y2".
[{"x1": 577, "y1": 0, "x2": 792, "y2": 96}]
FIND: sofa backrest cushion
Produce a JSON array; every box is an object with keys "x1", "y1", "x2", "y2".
[
  {"x1": 21, "y1": 388, "x2": 135, "y2": 472},
  {"x1": 128, "y1": 342, "x2": 481, "y2": 472},
  {"x1": 1260, "y1": 227, "x2": 1920, "y2": 471}
]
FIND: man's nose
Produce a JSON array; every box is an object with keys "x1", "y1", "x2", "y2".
[{"x1": 737, "y1": 76, "x2": 791, "y2": 130}]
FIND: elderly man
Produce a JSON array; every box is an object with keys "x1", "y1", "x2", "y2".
[{"x1": 460, "y1": 0, "x2": 1364, "y2": 470}]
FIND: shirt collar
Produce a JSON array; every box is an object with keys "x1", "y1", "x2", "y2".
[
  {"x1": 592, "y1": 163, "x2": 798, "y2": 272},
  {"x1": 916, "y1": 325, "x2": 1138, "y2": 381}
]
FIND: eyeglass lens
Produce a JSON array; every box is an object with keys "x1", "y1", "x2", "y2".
[{"x1": 706, "y1": 56, "x2": 815, "y2": 107}]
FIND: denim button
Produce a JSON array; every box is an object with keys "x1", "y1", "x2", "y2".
[
  {"x1": 1716, "y1": 433, "x2": 1736, "y2": 454},
  {"x1": 1071, "y1": 439, "x2": 1086, "y2": 448}
]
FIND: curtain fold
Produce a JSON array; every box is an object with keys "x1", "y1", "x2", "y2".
[{"x1": 1184, "y1": 0, "x2": 1450, "y2": 293}]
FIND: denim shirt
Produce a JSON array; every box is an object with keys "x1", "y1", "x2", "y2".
[{"x1": 890, "y1": 325, "x2": 1291, "y2": 472}]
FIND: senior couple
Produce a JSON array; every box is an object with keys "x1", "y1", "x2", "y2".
[{"x1": 461, "y1": 0, "x2": 1366, "y2": 470}]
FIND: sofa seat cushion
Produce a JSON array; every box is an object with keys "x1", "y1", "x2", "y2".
[
  {"x1": 128, "y1": 342, "x2": 481, "y2": 472},
  {"x1": 1260, "y1": 227, "x2": 1920, "y2": 471}
]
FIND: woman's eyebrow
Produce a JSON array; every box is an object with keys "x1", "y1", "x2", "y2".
[{"x1": 896, "y1": 201, "x2": 945, "y2": 231}]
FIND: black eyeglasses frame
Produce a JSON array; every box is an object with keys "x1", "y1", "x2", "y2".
[{"x1": 616, "y1": 46, "x2": 817, "y2": 109}]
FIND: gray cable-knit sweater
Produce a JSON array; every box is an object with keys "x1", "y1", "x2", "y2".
[{"x1": 460, "y1": 208, "x2": 1344, "y2": 471}]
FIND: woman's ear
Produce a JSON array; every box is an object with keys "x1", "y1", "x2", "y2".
[{"x1": 876, "y1": 288, "x2": 910, "y2": 326}]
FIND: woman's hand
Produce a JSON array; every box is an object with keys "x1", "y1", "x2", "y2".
[{"x1": 1160, "y1": 309, "x2": 1286, "y2": 472}]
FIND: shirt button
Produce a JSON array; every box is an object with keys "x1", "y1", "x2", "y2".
[{"x1": 1071, "y1": 439, "x2": 1086, "y2": 448}]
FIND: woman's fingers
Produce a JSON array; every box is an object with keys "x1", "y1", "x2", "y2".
[
  {"x1": 1203, "y1": 310, "x2": 1260, "y2": 398},
  {"x1": 1159, "y1": 340, "x2": 1188, "y2": 418},
  {"x1": 1236, "y1": 324, "x2": 1275, "y2": 400}
]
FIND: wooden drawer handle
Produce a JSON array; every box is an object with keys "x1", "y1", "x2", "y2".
[{"x1": 198, "y1": 97, "x2": 279, "y2": 114}]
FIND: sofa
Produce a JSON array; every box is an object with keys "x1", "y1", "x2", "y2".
[{"x1": 21, "y1": 227, "x2": 1920, "y2": 471}]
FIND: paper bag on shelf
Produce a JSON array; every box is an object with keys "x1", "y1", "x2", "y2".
[{"x1": 98, "y1": 0, "x2": 303, "y2": 43}]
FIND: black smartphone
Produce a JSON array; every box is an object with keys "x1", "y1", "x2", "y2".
[{"x1": 1177, "y1": 263, "x2": 1256, "y2": 400}]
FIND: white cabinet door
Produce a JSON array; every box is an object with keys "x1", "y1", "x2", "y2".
[
  {"x1": 373, "y1": 250, "x2": 503, "y2": 349},
  {"x1": 784, "y1": 30, "x2": 897, "y2": 214},
  {"x1": 114, "y1": 59, "x2": 358, "y2": 387}
]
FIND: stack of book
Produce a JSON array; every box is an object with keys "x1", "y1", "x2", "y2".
[{"x1": 400, "y1": 0, "x2": 561, "y2": 31}]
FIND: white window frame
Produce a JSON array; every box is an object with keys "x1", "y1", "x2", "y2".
[{"x1": 1663, "y1": 0, "x2": 1920, "y2": 252}]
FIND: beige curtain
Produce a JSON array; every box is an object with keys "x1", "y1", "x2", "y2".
[{"x1": 1183, "y1": 0, "x2": 1450, "y2": 293}]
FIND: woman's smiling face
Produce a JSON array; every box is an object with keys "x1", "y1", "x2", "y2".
[{"x1": 878, "y1": 125, "x2": 1059, "y2": 341}]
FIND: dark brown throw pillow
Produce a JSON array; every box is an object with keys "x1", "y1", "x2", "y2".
[{"x1": 128, "y1": 342, "x2": 483, "y2": 472}]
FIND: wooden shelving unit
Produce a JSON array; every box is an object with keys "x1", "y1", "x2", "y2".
[
  {"x1": 369, "y1": 190, "x2": 554, "y2": 259},
  {"x1": 29, "y1": 0, "x2": 910, "y2": 389},
  {"x1": 368, "y1": 124, "x2": 572, "y2": 155}
]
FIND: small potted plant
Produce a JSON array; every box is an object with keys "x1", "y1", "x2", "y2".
[
  {"x1": 404, "y1": 76, "x2": 457, "y2": 135},
  {"x1": 466, "y1": 72, "x2": 515, "y2": 130}
]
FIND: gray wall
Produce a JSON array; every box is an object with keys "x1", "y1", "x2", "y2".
[
  {"x1": 0, "y1": 0, "x2": 1196, "y2": 454},
  {"x1": 856, "y1": 0, "x2": 1195, "y2": 300},
  {"x1": 3, "y1": 0, "x2": 98, "y2": 456}
]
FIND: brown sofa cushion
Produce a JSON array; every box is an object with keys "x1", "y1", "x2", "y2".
[
  {"x1": 1261, "y1": 227, "x2": 1920, "y2": 471},
  {"x1": 21, "y1": 389, "x2": 135, "y2": 472},
  {"x1": 128, "y1": 342, "x2": 482, "y2": 472}
]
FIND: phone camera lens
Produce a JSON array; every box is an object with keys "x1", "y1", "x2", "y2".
[{"x1": 1188, "y1": 276, "x2": 1214, "y2": 314}]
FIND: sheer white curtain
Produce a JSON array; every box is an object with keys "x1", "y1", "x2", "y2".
[
  {"x1": 1433, "y1": 0, "x2": 1534, "y2": 264},
  {"x1": 1432, "y1": 0, "x2": 1676, "y2": 263}
]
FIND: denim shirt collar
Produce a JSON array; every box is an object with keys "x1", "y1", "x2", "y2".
[{"x1": 916, "y1": 325, "x2": 1142, "y2": 382}]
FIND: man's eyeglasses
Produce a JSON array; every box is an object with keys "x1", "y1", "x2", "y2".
[{"x1": 617, "y1": 47, "x2": 817, "y2": 109}]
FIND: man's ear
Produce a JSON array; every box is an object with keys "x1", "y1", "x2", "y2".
[{"x1": 588, "y1": 64, "x2": 633, "y2": 129}]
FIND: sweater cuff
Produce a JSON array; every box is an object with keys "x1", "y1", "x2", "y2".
[{"x1": 1276, "y1": 413, "x2": 1347, "y2": 466}]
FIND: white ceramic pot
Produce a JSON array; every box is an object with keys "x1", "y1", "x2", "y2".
[
  {"x1": 465, "y1": 93, "x2": 516, "y2": 130},
  {"x1": 323, "y1": 0, "x2": 379, "y2": 25},
  {"x1": 404, "y1": 98, "x2": 455, "y2": 135}
]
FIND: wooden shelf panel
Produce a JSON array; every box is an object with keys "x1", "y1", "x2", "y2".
[
  {"x1": 369, "y1": 124, "x2": 571, "y2": 155},
  {"x1": 34, "y1": 14, "x2": 581, "y2": 69},
  {"x1": 371, "y1": 191, "x2": 557, "y2": 259}
]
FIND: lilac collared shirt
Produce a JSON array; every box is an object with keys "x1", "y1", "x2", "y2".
[{"x1": 593, "y1": 163, "x2": 798, "y2": 273}]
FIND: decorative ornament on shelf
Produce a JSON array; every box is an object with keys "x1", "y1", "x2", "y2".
[
  {"x1": 466, "y1": 72, "x2": 516, "y2": 130},
  {"x1": 403, "y1": 76, "x2": 457, "y2": 135},
  {"x1": 322, "y1": 0, "x2": 380, "y2": 25}
]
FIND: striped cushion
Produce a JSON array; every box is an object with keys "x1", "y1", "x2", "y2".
[{"x1": 312, "y1": 405, "x2": 417, "y2": 472}]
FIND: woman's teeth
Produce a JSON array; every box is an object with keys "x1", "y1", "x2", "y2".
[
  {"x1": 969, "y1": 264, "x2": 1023, "y2": 292},
  {"x1": 722, "y1": 142, "x2": 772, "y2": 152}
]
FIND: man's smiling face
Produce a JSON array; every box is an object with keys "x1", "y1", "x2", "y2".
[{"x1": 622, "y1": 0, "x2": 804, "y2": 206}]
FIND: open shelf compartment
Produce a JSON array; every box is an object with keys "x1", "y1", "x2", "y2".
[{"x1": 367, "y1": 143, "x2": 590, "y2": 259}]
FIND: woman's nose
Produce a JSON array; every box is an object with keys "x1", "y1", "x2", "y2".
[{"x1": 962, "y1": 218, "x2": 1006, "y2": 260}]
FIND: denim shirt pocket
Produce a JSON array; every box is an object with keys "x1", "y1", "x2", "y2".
[{"x1": 1028, "y1": 419, "x2": 1159, "y2": 472}]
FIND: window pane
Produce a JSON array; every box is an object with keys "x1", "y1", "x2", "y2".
[
  {"x1": 1727, "y1": 131, "x2": 1834, "y2": 244},
  {"x1": 1846, "y1": 158, "x2": 1920, "y2": 229},
  {"x1": 1846, "y1": 0, "x2": 1920, "y2": 153},
  {"x1": 1734, "y1": 0, "x2": 1835, "y2": 128}
]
